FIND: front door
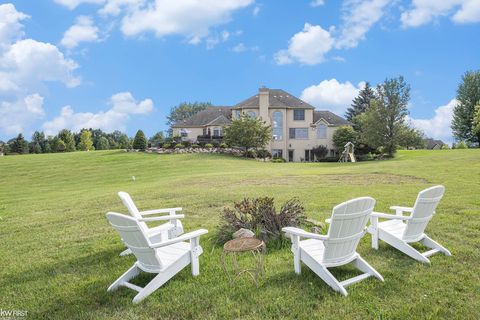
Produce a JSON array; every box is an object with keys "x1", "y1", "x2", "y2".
[{"x1": 288, "y1": 150, "x2": 294, "y2": 162}]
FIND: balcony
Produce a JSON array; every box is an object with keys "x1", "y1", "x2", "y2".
[{"x1": 197, "y1": 135, "x2": 224, "y2": 144}]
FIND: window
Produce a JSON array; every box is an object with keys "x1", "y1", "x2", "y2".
[
  {"x1": 289, "y1": 128, "x2": 309, "y2": 139},
  {"x1": 202, "y1": 128, "x2": 207, "y2": 136},
  {"x1": 317, "y1": 124, "x2": 327, "y2": 139},
  {"x1": 213, "y1": 128, "x2": 221, "y2": 136},
  {"x1": 293, "y1": 109, "x2": 305, "y2": 121},
  {"x1": 272, "y1": 149, "x2": 283, "y2": 159},
  {"x1": 181, "y1": 131, "x2": 188, "y2": 138},
  {"x1": 272, "y1": 111, "x2": 283, "y2": 140},
  {"x1": 235, "y1": 110, "x2": 241, "y2": 118},
  {"x1": 247, "y1": 111, "x2": 256, "y2": 118}
]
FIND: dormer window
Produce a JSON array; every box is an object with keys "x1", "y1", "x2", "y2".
[
  {"x1": 293, "y1": 109, "x2": 305, "y2": 121},
  {"x1": 317, "y1": 124, "x2": 327, "y2": 139}
]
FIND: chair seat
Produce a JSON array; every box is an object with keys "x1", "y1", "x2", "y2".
[
  {"x1": 299, "y1": 239, "x2": 325, "y2": 263},
  {"x1": 156, "y1": 241, "x2": 190, "y2": 270},
  {"x1": 378, "y1": 219, "x2": 406, "y2": 238}
]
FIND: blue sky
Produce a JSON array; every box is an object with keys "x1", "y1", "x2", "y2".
[{"x1": 1, "y1": 0, "x2": 479, "y2": 142}]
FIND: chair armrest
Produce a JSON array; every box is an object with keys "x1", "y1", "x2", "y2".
[
  {"x1": 389, "y1": 206, "x2": 413, "y2": 213},
  {"x1": 138, "y1": 214, "x2": 185, "y2": 222},
  {"x1": 150, "y1": 229, "x2": 208, "y2": 248},
  {"x1": 282, "y1": 227, "x2": 328, "y2": 240},
  {"x1": 139, "y1": 208, "x2": 183, "y2": 216},
  {"x1": 371, "y1": 212, "x2": 411, "y2": 220}
]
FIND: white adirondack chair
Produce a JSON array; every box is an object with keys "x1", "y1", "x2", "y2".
[
  {"x1": 368, "y1": 185, "x2": 451, "y2": 263},
  {"x1": 106, "y1": 212, "x2": 208, "y2": 303},
  {"x1": 283, "y1": 197, "x2": 383, "y2": 296},
  {"x1": 117, "y1": 192, "x2": 184, "y2": 256}
]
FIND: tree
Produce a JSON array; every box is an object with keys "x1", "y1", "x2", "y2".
[
  {"x1": 10, "y1": 134, "x2": 29, "y2": 154},
  {"x1": 96, "y1": 136, "x2": 110, "y2": 150},
  {"x1": 77, "y1": 130, "x2": 95, "y2": 151},
  {"x1": 53, "y1": 138, "x2": 66, "y2": 152},
  {"x1": 166, "y1": 102, "x2": 212, "y2": 126},
  {"x1": 312, "y1": 145, "x2": 328, "y2": 160},
  {"x1": 345, "y1": 82, "x2": 375, "y2": 128},
  {"x1": 57, "y1": 129, "x2": 76, "y2": 152},
  {"x1": 33, "y1": 143, "x2": 42, "y2": 154},
  {"x1": 133, "y1": 130, "x2": 147, "y2": 150},
  {"x1": 472, "y1": 104, "x2": 480, "y2": 137},
  {"x1": 452, "y1": 70, "x2": 480, "y2": 146},
  {"x1": 44, "y1": 141, "x2": 52, "y2": 153},
  {"x1": 32, "y1": 131, "x2": 45, "y2": 152},
  {"x1": 455, "y1": 141, "x2": 469, "y2": 149},
  {"x1": 397, "y1": 126, "x2": 425, "y2": 149},
  {"x1": 117, "y1": 134, "x2": 131, "y2": 149},
  {"x1": 358, "y1": 76, "x2": 410, "y2": 157},
  {"x1": 332, "y1": 126, "x2": 357, "y2": 151},
  {"x1": 149, "y1": 131, "x2": 165, "y2": 147},
  {"x1": 224, "y1": 114, "x2": 271, "y2": 156}
]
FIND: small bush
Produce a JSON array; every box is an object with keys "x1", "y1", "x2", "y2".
[
  {"x1": 191, "y1": 144, "x2": 199, "y2": 149},
  {"x1": 212, "y1": 141, "x2": 220, "y2": 148},
  {"x1": 312, "y1": 145, "x2": 328, "y2": 160},
  {"x1": 245, "y1": 149, "x2": 257, "y2": 158},
  {"x1": 256, "y1": 149, "x2": 271, "y2": 159},
  {"x1": 455, "y1": 141, "x2": 468, "y2": 149},
  {"x1": 205, "y1": 143, "x2": 214, "y2": 149},
  {"x1": 163, "y1": 143, "x2": 171, "y2": 149},
  {"x1": 271, "y1": 158, "x2": 286, "y2": 163},
  {"x1": 183, "y1": 141, "x2": 192, "y2": 148},
  {"x1": 219, "y1": 143, "x2": 228, "y2": 148},
  {"x1": 216, "y1": 197, "x2": 306, "y2": 247},
  {"x1": 174, "y1": 143, "x2": 184, "y2": 149},
  {"x1": 317, "y1": 157, "x2": 339, "y2": 162},
  {"x1": 441, "y1": 144, "x2": 450, "y2": 150}
]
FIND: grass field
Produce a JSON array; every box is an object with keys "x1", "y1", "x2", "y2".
[{"x1": 1, "y1": 150, "x2": 479, "y2": 319}]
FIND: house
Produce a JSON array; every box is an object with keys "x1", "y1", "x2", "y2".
[
  {"x1": 424, "y1": 138, "x2": 445, "y2": 150},
  {"x1": 171, "y1": 87, "x2": 351, "y2": 162}
]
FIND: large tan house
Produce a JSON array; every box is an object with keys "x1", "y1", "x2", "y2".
[{"x1": 172, "y1": 87, "x2": 350, "y2": 162}]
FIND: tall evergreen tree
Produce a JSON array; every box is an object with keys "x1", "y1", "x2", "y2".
[
  {"x1": 32, "y1": 131, "x2": 45, "y2": 152},
  {"x1": 133, "y1": 130, "x2": 147, "y2": 150},
  {"x1": 451, "y1": 70, "x2": 480, "y2": 146},
  {"x1": 10, "y1": 134, "x2": 29, "y2": 154},
  {"x1": 345, "y1": 82, "x2": 375, "y2": 125}
]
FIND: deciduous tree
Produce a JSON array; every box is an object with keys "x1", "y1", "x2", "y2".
[
  {"x1": 452, "y1": 70, "x2": 480, "y2": 145},
  {"x1": 224, "y1": 114, "x2": 271, "y2": 156}
]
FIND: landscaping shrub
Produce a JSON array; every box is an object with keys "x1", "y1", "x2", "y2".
[
  {"x1": 245, "y1": 149, "x2": 257, "y2": 158},
  {"x1": 191, "y1": 144, "x2": 199, "y2": 148},
  {"x1": 205, "y1": 143, "x2": 214, "y2": 149},
  {"x1": 219, "y1": 143, "x2": 228, "y2": 148},
  {"x1": 271, "y1": 158, "x2": 286, "y2": 163},
  {"x1": 182, "y1": 141, "x2": 191, "y2": 148},
  {"x1": 455, "y1": 141, "x2": 469, "y2": 149},
  {"x1": 312, "y1": 145, "x2": 328, "y2": 160},
  {"x1": 212, "y1": 141, "x2": 220, "y2": 148},
  {"x1": 256, "y1": 149, "x2": 271, "y2": 159},
  {"x1": 163, "y1": 143, "x2": 171, "y2": 149},
  {"x1": 216, "y1": 197, "x2": 306, "y2": 247},
  {"x1": 174, "y1": 143, "x2": 184, "y2": 148}
]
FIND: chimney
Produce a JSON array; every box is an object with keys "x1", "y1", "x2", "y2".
[{"x1": 258, "y1": 86, "x2": 270, "y2": 123}]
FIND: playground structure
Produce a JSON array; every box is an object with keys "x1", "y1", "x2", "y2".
[{"x1": 339, "y1": 142, "x2": 356, "y2": 162}]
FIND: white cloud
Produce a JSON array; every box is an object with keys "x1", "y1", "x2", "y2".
[
  {"x1": 206, "y1": 30, "x2": 231, "y2": 49},
  {"x1": 274, "y1": 23, "x2": 334, "y2": 65},
  {"x1": 42, "y1": 92, "x2": 153, "y2": 135},
  {"x1": 335, "y1": 0, "x2": 391, "y2": 49},
  {"x1": 61, "y1": 16, "x2": 100, "y2": 49},
  {"x1": 401, "y1": 0, "x2": 480, "y2": 27},
  {"x1": 120, "y1": 0, "x2": 254, "y2": 43},
  {"x1": 0, "y1": 93, "x2": 45, "y2": 135},
  {"x1": 0, "y1": 3, "x2": 29, "y2": 47},
  {"x1": 310, "y1": 0, "x2": 325, "y2": 7},
  {"x1": 408, "y1": 99, "x2": 457, "y2": 142},
  {"x1": 300, "y1": 79, "x2": 365, "y2": 114},
  {"x1": 253, "y1": 6, "x2": 261, "y2": 16},
  {"x1": 0, "y1": 4, "x2": 80, "y2": 136},
  {"x1": 54, "y1": 0, "x2": 105, "y2": 10},
  {"x1": 98, "y1": 0, "x2": 145, "y2": 16}
]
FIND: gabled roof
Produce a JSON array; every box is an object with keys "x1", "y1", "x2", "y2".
[
  {"x1": 424, "y1": 138, "x2": 444, "y2": 149},
  {"x1": 233, "y1": 89, "x2": 315, "y2": 109},
  {"x1": 314, "y1": 110, "x2": 350, "y2": 126},
  {"x1": 171, "y1": 107, "x2": 232, "y2": 128}
]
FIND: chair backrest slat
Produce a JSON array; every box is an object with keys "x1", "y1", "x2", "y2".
[
  {"x1": 323, "y1": 197, "x2": 375, "y2": 264},
  {"x1": 403, "y1": 185, "x2": 445, "y2": 241},
  {"x1": 106, "y1": 212, "x2": 163, "y2": 271},
  {"x1": 118, "y1": 192, "x2": 150, "y2": 233}
]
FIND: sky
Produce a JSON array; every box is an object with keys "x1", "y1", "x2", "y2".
[{"x1": 1, "y1": 0, "x2": 479, "y2": 143}]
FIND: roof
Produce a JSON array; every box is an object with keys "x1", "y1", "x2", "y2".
[
  {"x1": 314, "y1": 110, "x2": 350, "y2": 126},
  {"x1": 424, "y1": 138, "x2": 444, "y2": 149},
  {"x1": 171, "y1": 107, "x2": 232, "y2": 128},
  {"x1": 233, "y1": 89, "x2": 315, "y2": 109}
]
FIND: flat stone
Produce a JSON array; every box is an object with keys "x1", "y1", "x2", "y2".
[{"x1": 233, "y1": 228, "x2": 255, "y2": 239}]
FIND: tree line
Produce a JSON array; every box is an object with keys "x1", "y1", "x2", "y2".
[{"x1": 0, "y1": 129, "x2": 165, "y2": 155}]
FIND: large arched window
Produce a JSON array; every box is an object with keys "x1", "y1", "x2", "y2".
[
  {"x1": 272, "y1": 111, "x2": 283, "y2": 140},
  {"x1": 317, "y1": 124, "x2": 327, "y2": 139}
]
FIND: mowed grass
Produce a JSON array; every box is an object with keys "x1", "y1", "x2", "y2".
[{"x1": 0, "y1": 150, "x2": 479, "y2": 319}]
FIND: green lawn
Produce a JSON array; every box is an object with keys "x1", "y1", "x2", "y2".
[{"x1": 1, "y1": 150, "x2": 479, "y2": 319}]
